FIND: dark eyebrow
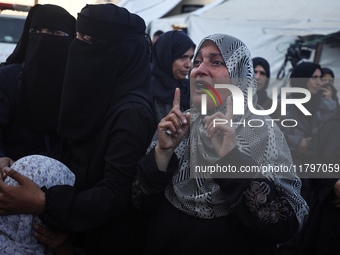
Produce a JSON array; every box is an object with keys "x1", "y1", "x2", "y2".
[
  {"x1": 195, "y1": 52, "x2": 222, "y2": 57},
  {"x1": 209, "y1": 53, "x2": 222, "y2": 57}
]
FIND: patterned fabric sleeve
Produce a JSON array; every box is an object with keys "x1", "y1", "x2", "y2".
[
  {"x1": 0, "y1": 155, "x2": 75, "y2": 255},
  {"x1": 237, "y1": 179, "x2": 300, "y2": 242},
  {"x1": 214, "y1": 148, "x2": 307, "y2": 242}
]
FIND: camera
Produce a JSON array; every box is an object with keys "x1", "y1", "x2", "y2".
[
  {"x1": 277, "y1": 40, "x2": 316, "y2": 80},
  {"x1": 285, "y1": 40, "x2": 314, "y2": 67}
]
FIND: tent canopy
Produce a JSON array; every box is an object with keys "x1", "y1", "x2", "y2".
[
  {"x1": 117, "y1": 0, "x2": 181, "y2": 26},
  {"x1": 148, "y1": 0, "x2": 340, "y2": 84}
]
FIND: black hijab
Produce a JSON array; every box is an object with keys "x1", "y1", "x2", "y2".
[
  {"x1": 321, "y1": 67, "x2": 334, "y2": 78},
  {"x1": 290, "y1": 62, "x2": 323, "y2": 117},
  {"x1": 252, "y1": 57, "x2": 270, "y2": 79},
  {"x1": 252, "y1": 57, "x2": 271, "y2": 105},
  {"x1": 5, "y1": 4, "x2": 76, "y2": 133},
  {"x1": 58, "y1": 4, "x2": 152, "y2": 141},
  {"x1": 151, "y1": 30, "x2": 195, "y2": 110}
]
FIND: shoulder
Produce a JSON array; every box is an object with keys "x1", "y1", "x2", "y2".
[
  {"x1": 117, "y1": 100, "x2": 154, "y2": 117},
  {"x1": 0, "y1": 64, "x2": 23, "y2": 90},
  {"x1": 318, "y1": 98, "x2": 337, "y2": 110},
  {"x1": 0, "y1": 64, "x2": 23, "y2": 79},
  {"x1": 321, "y1": 109, "x2": 340, "y2": 128},
  {"x1": 104, "y1": 101, "x2": 157, "y2": 147},
  {"x1": 109, "y1": 100, "x2": 156, "y2": 129}
]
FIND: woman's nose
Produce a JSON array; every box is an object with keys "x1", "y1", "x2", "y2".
[{"x1": 195, "y1": 61, "x2": 209, "y2": 76}]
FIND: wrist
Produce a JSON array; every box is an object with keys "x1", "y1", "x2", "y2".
[
  {"x1": 155, "y1": 145, "x2": 174, "y2": 172},
  {"x1": 34, "y1": 188, "x2": 46, "y2": 214}
]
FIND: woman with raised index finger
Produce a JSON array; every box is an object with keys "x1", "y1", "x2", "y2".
[{"x1": 132, "y1": 34, "x2": 309, "y2": 254}]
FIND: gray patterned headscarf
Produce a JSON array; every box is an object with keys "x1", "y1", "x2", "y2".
[{"x1": 147, "y1": 34, "x2": 308, "y2": 231}]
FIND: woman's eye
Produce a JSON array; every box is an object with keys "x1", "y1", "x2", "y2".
[
  {"x1": 77, "y1": 33, "x2": 92, "y2": 44},
  {"x1": 193, "y1": 60, "x2": 201, "y2": 66},
  {"x1": 213, "y1": 60, "x2": 223, "y2": 65},
  {"x1": 53, "y1": 31, "x2": 69, "y2": 36},
  {"x1": 83, "y1": 37, "x2": 92, "y2": 44},
  {"x1": 29, "y1": 28, "x2": 39, "y2": 33}
]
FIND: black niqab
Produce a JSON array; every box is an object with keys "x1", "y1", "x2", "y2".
[
  {"x1": 5, "y1": 4, "x2": 76, "y2": 65},
  {"x1": 58, "y1": 4, "x2": 152, "y2": 141},
  {"x1": 5, "y1": 4, "x2": 76, "y2": 132},
  {"x1": 151, "y1": 30, "x2": 195, "y2": 110}
]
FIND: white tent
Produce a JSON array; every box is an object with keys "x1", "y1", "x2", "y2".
[
  {"x1": 148, "y1": 0, "x2": 340, "y2": 87},
  {"x1": 117, "y1": 0, "x2": 182, "y2": 26}
]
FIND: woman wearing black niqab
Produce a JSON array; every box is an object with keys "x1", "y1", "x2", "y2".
[
  {"x1": 0, "y1": 4, "x2": 76, "y2": 160},
  {"x1": 0, "y1": 4, "x2": 156, "y2": 255},
  {"x1": 151, "y1": 30, "x2": 195, "y2": 123}
]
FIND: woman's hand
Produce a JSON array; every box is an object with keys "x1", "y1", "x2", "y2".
[
  {"x1": 0, "y1": 167, "x2": 45, "y2": 215},
  {"x1": 298, "y1": 137, "x2": 311, "y2": 153},
  {"x1": 34, "y1": 224, "x2": 74, "y2": 255},
  {"x1": 321, "y1": 86, "x2": 333, "y2": 100},
  {"x1": 204, "y1": 96, "x2": 237, "y2": 158},
  {"x1": 0, "y1": 157, "x2": 14, "y2": 181},
  {"x1": 155, "y1": 88, "x2": 190, "y2": 171}
]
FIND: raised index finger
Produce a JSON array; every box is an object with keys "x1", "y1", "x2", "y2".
[
  {"x1": 172, "y1": 88, "x2": 181, "y2": 109},
  {"x1": 226, "y1": 96, "x2": 233, "y2": 121}
]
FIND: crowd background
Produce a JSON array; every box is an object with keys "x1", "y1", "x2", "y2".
[{"x1": 0, "y1": 2, "x2": 339, "y2": 255}]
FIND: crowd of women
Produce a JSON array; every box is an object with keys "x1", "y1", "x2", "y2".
[{"x1": 0, "y1": 3, "x2": 338, "y2": 255}]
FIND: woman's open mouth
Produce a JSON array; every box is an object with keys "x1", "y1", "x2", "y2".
[
  {"x1": 195, "y1": 81, "x2": 213, "y2": 94},
  {"x1": 196, "y1": 81, "x2": 207, "y2": 89}
]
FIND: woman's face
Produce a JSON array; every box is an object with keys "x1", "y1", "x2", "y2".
[
  {"x1": 322, "y1": 73, "x2": 334, "y2": 85},
  {"x1": 172, "y1": 47, "x2": 194, "y2": 80},
  {"x1": 76, "y1": 32, "x2": 92, "y2": 44},
  {"x1": 307, "y1": 68, "x2": 322, "y2": 95},
  {"x1": 190, "y1": 40, "x2": 231, "y2": 111}
]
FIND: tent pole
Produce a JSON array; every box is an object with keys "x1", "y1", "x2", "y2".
[{"x1": 313, "y1": 43, "x2": 323, "y2": 63}]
